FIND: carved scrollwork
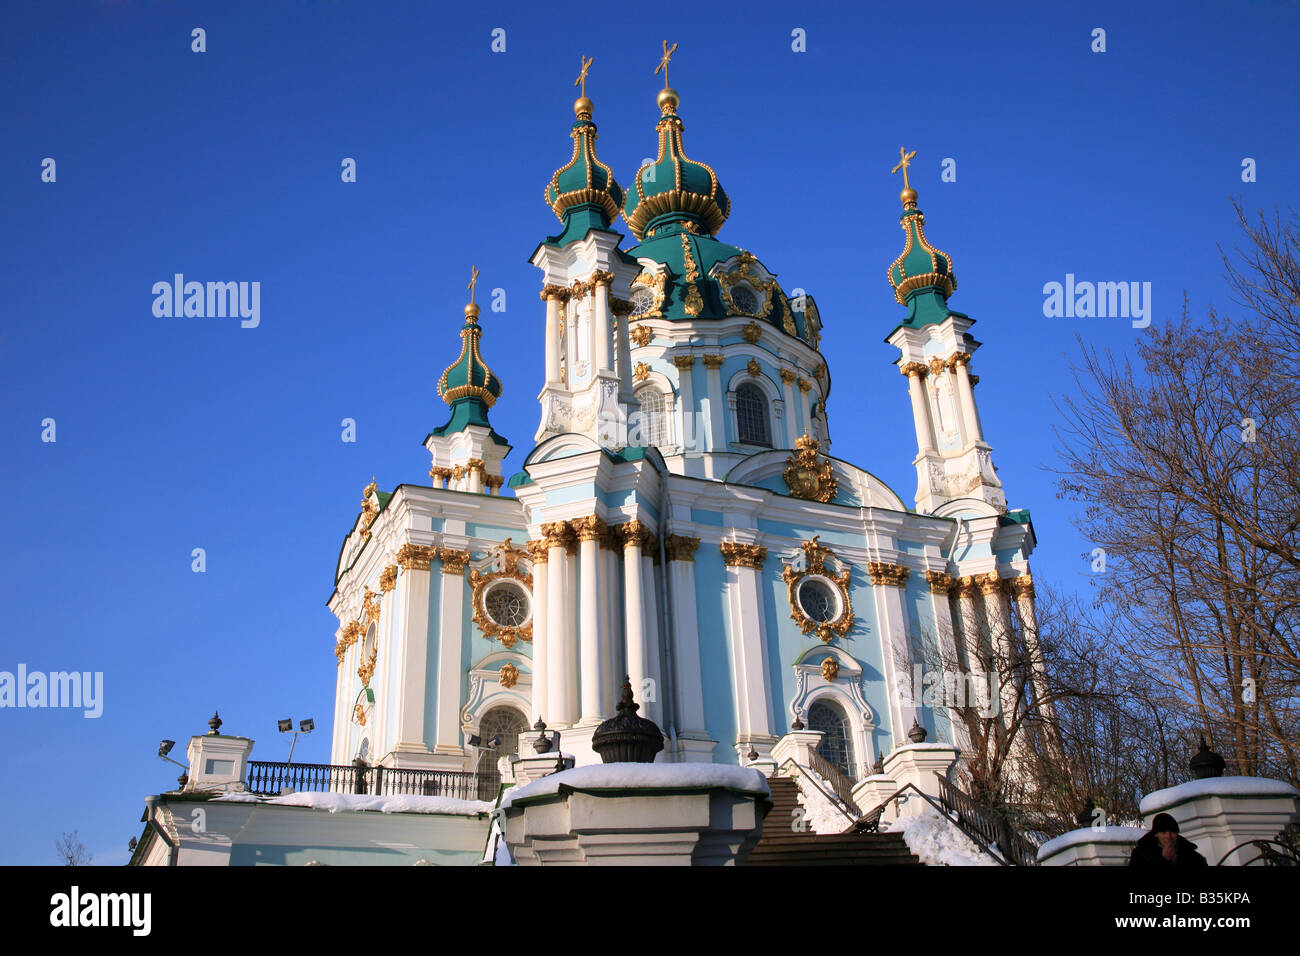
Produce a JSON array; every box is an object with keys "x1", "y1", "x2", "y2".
[
  {"x1": 782, "y1": 536, "x2": 854, "y2": 643},
  {"x1": 468, "y1": 538, "x2": 534, "y2": 648}
]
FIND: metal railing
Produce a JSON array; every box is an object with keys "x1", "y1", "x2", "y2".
[
  {"x1": 805, "y1": 750, "x2": 863, "y2": 815},
  {"x1": 936, "y1": 778, "x2": 1040, "y2": 867},
  {"x1": 862, "y1": 783, "x2": 1008, "y2": 865},
  {"x1": 246, "y1": 761, "x2": 499, "y2": 802},
  {"x1": 777, "y1": 758, "x2": 860, "y2": 830}
]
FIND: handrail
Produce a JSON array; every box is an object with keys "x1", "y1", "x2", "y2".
[
  {"x1": 246, "y1": 760, "x2": 498, "y2": 801},
  {"x1": 861, "y1": 783, "x2": 1009, "y2": 866},
  {"x1": 936, "y1": 778, "x2": 1039, "y2": 867},
  {"x1": 777, "y1": 758, "x2": 859, "y2": 830},
  {"x1": 804, "y1": 750, "x2": 863, "y2": 815}
]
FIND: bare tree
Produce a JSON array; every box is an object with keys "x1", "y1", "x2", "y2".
[{"x1": 56, "y1": 830, "x2": 91, "y2": 867}]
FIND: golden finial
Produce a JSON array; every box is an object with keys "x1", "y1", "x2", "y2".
[
  {"x1": 466, "y1": 265, "x2": 481, "y2": 320},
  {"x1": 655, "y1": 41, "x2": 679, "y2": 114},
  {"x1": 574, "y1": 55, "x2": 594, "y2": 118},
  {"x1": 891, "y1": 146, "x2": 918, "y2": 207}
]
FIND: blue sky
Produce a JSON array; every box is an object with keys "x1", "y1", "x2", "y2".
[{"x1": 2, "y1": 0, "x2": 1296, "y2": 864}]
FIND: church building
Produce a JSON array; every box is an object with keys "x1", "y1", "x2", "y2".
[{"x1": 326, "y1": 54, "x2": 1047, "y2": 794}]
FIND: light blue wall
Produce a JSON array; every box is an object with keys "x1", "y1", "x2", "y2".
[
  {"x1": 422, "y1": 566, "x2": 442, "y2": 752},
  {"x1": 693, "y1": 548, "x2": 735, "y2": 762}
]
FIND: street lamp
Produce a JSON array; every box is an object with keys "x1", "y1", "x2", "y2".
[
  {"x1": 280, "y1": 717, "x2": 314, "y2": 763},
  {"x1": 157, "y1": 739, "x2": 188, "y2": 788}
]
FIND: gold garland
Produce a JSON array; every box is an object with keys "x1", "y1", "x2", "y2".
[{"x1": 782, "y1": 536, "x2": 854, "y2": 643}]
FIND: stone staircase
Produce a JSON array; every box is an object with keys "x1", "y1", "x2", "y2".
[{"x1": 743, "y1": 776, "x2": 922, "y2": 866}]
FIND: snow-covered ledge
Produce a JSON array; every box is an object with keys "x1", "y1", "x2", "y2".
[
  {"x1": 498, "y1": 763, "x2": 771, "y2": 866},
  {"x1": 1139, "y1": 776, "x2": 1300, "y2": 866},
  {"x1": 772, "y1": 730, "x2": 825, "y2": 768},
  {"x1": 882, "y1": 743, "x2": 960, "y2": 819},
  {"x1": 851, "y1": 774, "x2": 900, "y2": 824},
  {"x1": 185, "y1": 734, "x2": 254, "y2": 792},
  {"x1": 1037, "y1": 826, "x2": 1146, "y2": 866},
  {"x1": 508, "y1": 752, "x2": 575, "y2": 787}
]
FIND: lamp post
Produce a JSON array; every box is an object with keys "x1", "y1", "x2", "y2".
[{"x1": 279, "y1": 717, "x2": 315, "y2": 763}]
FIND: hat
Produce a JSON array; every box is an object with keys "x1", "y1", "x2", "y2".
[{"x1": 1151, "y1": 812, "x2": 1179, "y2": 834}]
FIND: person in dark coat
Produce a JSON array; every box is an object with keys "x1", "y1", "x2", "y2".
[{"x1": 1129, "y1": 812, "x2": 1209, "y2": 867}]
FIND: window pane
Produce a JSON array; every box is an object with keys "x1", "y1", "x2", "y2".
[{"x1": 736, "y1": 384, "x2": 770, "y2": 446}]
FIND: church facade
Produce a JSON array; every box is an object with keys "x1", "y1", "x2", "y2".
[{"x1": 326, "y1": 70, "x2": 1047, "y2": 787}]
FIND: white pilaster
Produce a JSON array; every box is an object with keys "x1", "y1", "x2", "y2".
[{"x1": 433, "y1": 551, "x2": 469, "y2": 755}]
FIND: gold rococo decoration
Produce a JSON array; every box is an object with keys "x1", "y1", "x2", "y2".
[
  {"x1": 664, "y1": 534, "x2": 700, "y2": 562},
  {"x1": 438, "y1": 547, "x2": 472, "y2": 575},
  {"x1": 469, "y1": 538, "x2": 534, "y2": 648},
  {"x1": 353, "y1": 704, "x2": 367, "y2": 727},
  {"x1": 633, "y1": 361, "x2": 651, "y2": 382},
  {"x1": 720, "y1": 541, "x2": 767, "y2": 569},
  {"x1": 741, "y1": 321, "x2": 762, "y2": 344},
  {"x1": 715, "y1": 252, "x2": 776, "y2": 319},
  {"x1": 924, "y1": 570, "x2": 953, "y2": 594},
  {"x1": 821, "y1": 657, "x2": 840, "y2": 681},
  {"x1": 396, "y1": 543, "x2": 436, "y2": 571},
  {"x1": 629, "y1": 272, "x2": 666, "y2": 320},
  {"x1": 499, "y1": 663, "x2": 520, "y2": 689},
  {"x1": 363, "y1": 587, "x2": 381, "y2": 623},
  {"x1": 868, "y1": 562, "x2": 910, "y2": 588},
  {"x1": 782, "y1": 536, "x2": 854, "y2": 643},
  {"x1": 630, "y1": 322, "x2": 655, "y2": 347},
  {"x1": 358, "y1": 643, "x2": 378, "y2": 687},
  {"x1": 782, "y1": 434, "x2": 839, "y2": 503},
  {"x1": 746, "y1": 358, "x2": 761, "y2": 377},
  {"x1": 379, "y1": 565, "x2": 398, "y2": 592}
]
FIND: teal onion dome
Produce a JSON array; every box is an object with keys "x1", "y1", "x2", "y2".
[
  {"x1": 887, "y1": 188, "x2": 957, "y2": 309},
  {"x1": 437, "y1": 304, "x2": 503, "y2": 407},
  {"x1": 545, "y1": 98, "x2": 624, "y2": 227},
  {"x1": 624, "y1": 89, "x2": 730, "y2": 241}
]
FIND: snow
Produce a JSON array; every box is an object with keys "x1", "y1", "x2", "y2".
[
  {"x1": 211, "y1": 791, "x2": 494, "y2": 816},
  {"x1": 1140, "y1": 776, "x2": 1300, "y2": 814},
  {"x1": 501, "y1": 763, "x2": 769, "y2": 809},
  {"x1": 1037, "y1": 826, "x2": 1146, "y2": 862},
  {"x1": 793, "y1": 768, "x2": 852, "y2": 834},
  {"x1": 887, "y1": 807, "x2": 997, "y2": 866}
]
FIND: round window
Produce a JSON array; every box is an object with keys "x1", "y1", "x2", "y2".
[
  {"x1": 484, "y1": 580, "x2": 531, "y2": 628},
  {"x1": 630, "y1": 286, "x2": 656, "y2": 317},
  {"x1": 798, "y1": 577, "x2": 838, "y2": 623},
  {"x1": 730, "y1": 285, "x2": 759, "y2": 315}
]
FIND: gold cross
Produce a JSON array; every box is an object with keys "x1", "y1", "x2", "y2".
[
  {"x1": 654, "y1": 40, "x2": 678, "y2": 88},
  {"x1": 467, "y1": 265, "x2": 479, "y2": 304},
  {"x1": 574, "y1": 55, "x2": 593, "y2": 97},
  {"x1": 891, "y1": 146, "x2": 917, "y2": 190}
]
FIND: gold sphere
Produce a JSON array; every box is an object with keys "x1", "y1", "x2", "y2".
[
  {"x1": 657, "y1": 87, "x2": 679, "y2": 113},
  {"x1": 465, "y1": 303, "x2": 481, "y2": 320},
  {"x1": 900, "y1": 186, "x2": 918, "y2": 206},
  {"x1": 573, "y1": 96, "x2": 593, "y2": 118}
]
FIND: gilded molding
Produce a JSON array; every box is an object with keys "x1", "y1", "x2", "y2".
[
  {"x1": 782, "y1": 536, "x2": 854, "y2": 642},
  {"x1": 742, "y1": 321, "x2": 762, "y2": 344},
  {"x1": 525, "y1": 539, "x2": 549, "y2": 564},
  {"x1": 899, "y1": 361, "x2": 928, "y2": 379},
  {"x1": 499, "y1": 663, "x2": 520, "y2": 689},
  {"x1": 363, "y1": 587, "x2": 381, "y2": 623},
  {"x1": 469, "y1": 539, "x2": 534, "y2": 647},
  {"x1": 1010, "y1": 574, "x2": 1035, "y2": 598},
  {"x1": 634, "y1": 361, "x2": 650, "y2": 381},
  {"x1": 354, "y1": 704, "x2": 367, "y2": 727},
  {"x1": 358, "y1": 644, "x2": 378, "y2": 688},
  {"x1": 589, "y1": 269, "x2": 615, "y2": 288},
  {"x1": 702, "y1": 354, "x2": 724, "y2": 370},
  {"x1": 437, "y1": 547, "x2": 472, "y2": 575},
  {"x1": 340, "y1": 620, "x2": 364, "y2": 647},
  {"x1": 924, "y1": 570, "x2": 953, "y2": 594},
  {"x1": 672, "y1": 354, "x2": 696, "y2": 370},
  {"x1": 629, "y1": 271, "x2": 666, "y2": 320},
  {"x1": 782, "y1": 434, "x2": 838, "y2": 503},
  {"x1": 928, "y1": 357, "x2": 947, "y2": 377},
  {"x1": 396, "y1": 543, "x2": 436, "y2": 571},
  {"x1": 540, "y1": 284, "x2": 573, "y2": 301},
  {"x1": 868, "y1": 562, "x2": 910, "y2": 588},
  {"x1": 945, "y1": 351, "x2": 972, "y2": 370},
  {"x1": 664, "y1": 534, "x2": 701, "y2": 562},
  {"x1": 615, "y1": 520, "x2": 657, "y2": 553},
  {"x1": 570, "y1": 515, "x2": 609, "y2": 542},
  {"x1": 721, "y1": 541, "x2": 767, "y2": 569},
  {"x1": 681, "y1": 233, "x2": 703, "y2": 317},
  {"x1": 379, "y1": 565, "x2": 398, "y2": 592},
  {"x1": 630, "y1": 323, "x2": 654, "y2": 347},
  {"x1": 949, "y1": 574, "x2": 979, "y2": 597},
  {"x1": 746, "y1": 358, "x2": 761, "y2": 377},
  {"x1": 716, "y1": 252, "x2": 775, "y2": 319},
  {"x1": 821, "y1": 657, "x2": 840, "y2": 682},
  {"x1": 334, "y1": 639, "x2": 347, "y2": 665},
  {"x1": 797, "y1": 378, "x2": 812, "y2": 393},
  {"x1": 540, "y1": 520, "x2": 575, "y2": 550},
  {"x1": 976, "y1": 570, "x2": 1006, "y2": 596},
  {"x1": 779, "y1": 368, "x2": 798, "y2": 385}
]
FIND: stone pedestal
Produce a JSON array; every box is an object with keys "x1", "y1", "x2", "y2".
[
  {"x1": 185, "y1": 734, "x2": 254, "y2": 792},
  {"x1": 1037, "y1": 827, "x2": 1147, "y2": 866},
  {"x1": 771, "y1": 730, "x2": 826, "y2": 769},
  {"x1": 508, "y1": 753, "x2": 575, "y2": 788},
  {"x1": 882, "y1": 743, "x2": 959, "y2": 819},
  {"x1": 499, "y1": 763, "x2": 771, "y2": 865},
  {"x1": 851, "y1": 775, "x2": 901, "y2": 823},
  {"x1": 1139, "y1": 776, "x2": 1300, "y2": 866}
]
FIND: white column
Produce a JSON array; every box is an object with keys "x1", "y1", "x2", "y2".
[
  {"x1": 393, "y1": 548, "x2": 433, "y2": 752},
  {"x1": 576, "y1": 518, "x2": 605, "y2": 724},
  {"x1": 666, "y1": 537, "x2": 707, "y2": 736},
  {"x1": 621, "y1": 524, "x2": 648, "y2": 714},
  {"x1": 543, "y1": 292, "x2": 561, "y2": 385},
  {"x1": 870, "y1": 563, "x2": 914, "y2": 750},
  {"x1": 902, "y1": 365, "x2": 935, "y2": 453},
  {"x1": 703, "y1": 356, "x2": 726, "y2": 455},
  {"x1": 564, "y1": 300, "x2": 579, "y2": 390},
  {"x1": 797, "y1": 379, "x2": 812, "y2": 431},
  {"x1": 543, "y1": 522, "x2": 575, "y2": 726},
  {"x1": 593, "y1": 279, "x2": 612, "y2": 375},
  {"x1": 602, "y1": 538, "x2": 623, "y2": 711},
  {"x1": 978, "y1": 574, "x2": 1018, "y2": 728},
  {"x1": 434, "y1": 549, "x2": 470, "y2": 753},
  {"x1": 952, "y1": 355, "x2": 984, "y2": 443},
  {"x1": 641, "y1": 552, "x2": 663, "y2": 729},
  {"x1": 616, "y1": 311, "x2": 634, "y2": 403},
  {"x1": 722, "y1": 544, "x2": 773, "y2": 749},
  {"x1": 926, "y1": 571, "x2": 972, "y2": 754},
  {"x1": 529, "y1": 545, "x2": 549, "y2": 722},
  {"x1": 673, "y1": 356, "x2": 696, "y2": 454},
  {"x1": 780, "y1": 371, "x2": 799, "y2": 445},
  {"x1": 1012, "y1": 576, "x2": 1055, "y2": 722}
]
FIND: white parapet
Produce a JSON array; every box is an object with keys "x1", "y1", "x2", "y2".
[
  {"x1": 185, "y1": 733, "x2": 254, "y2": 792},
  {"x1": 882, "y1": 743, "x2": 960, "y2": 818},
  {"x1": 498, "y1": 763, "x2": 771, "y2": 865},
  {"x1": 1037, "y1": 826, "x2": 1148, "y2": 866},
  {"x1": 1139, "y1": 776, "x2": 1300, "y2": 866}
]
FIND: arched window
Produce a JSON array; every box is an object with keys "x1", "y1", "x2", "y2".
[
  {"x1": 808, "y1": 699, "x2": 855, "y2": 779},
  {"x1": 736, "y1": 383, "x2": 771, "y2": 446},
  {"x1": 472, "y1": 706, "x2": 530, "y2": 781},
  {"x1": 635, "y1": 386, "x2": 669, "y2": 448}
]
